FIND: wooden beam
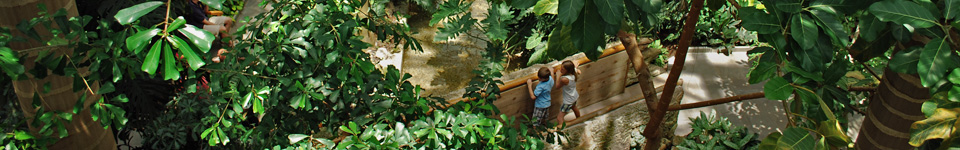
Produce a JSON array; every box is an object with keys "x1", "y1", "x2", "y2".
[{"x1": 667, "y1": 92, "x2": 764, "y2": 111}]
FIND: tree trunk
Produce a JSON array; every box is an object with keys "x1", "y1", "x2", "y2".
[
  {"x1": 1, "y1": 0, "x2": 117, "y2": 149},
  {"x1": 616, "y1": 31, "x2": 659, "y2": 111},
  {"x1": 854, "y1": 69, "x2": 929, "y2": 149}
]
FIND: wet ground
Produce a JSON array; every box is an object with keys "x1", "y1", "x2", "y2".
[{"x1": 400, "y1": 1, "x2": 490, "y2": 100}]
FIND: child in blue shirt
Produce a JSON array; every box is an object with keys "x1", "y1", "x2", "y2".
[{"x1": 526, "y1": 67, "x2": 556, "y2": 127}]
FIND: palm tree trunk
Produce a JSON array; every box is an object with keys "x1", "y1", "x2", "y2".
[{"x1": 855, "y1": 69, "x2": 929, "y2": 149}]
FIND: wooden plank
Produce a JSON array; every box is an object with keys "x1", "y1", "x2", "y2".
[{"x1": 492, "y1": 51, "x2": 630, "y2": 121}]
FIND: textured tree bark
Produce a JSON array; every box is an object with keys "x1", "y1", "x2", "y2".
[
  {"x1": 854, "y1": 69, "x2": 928, "y2": 150},
  {"x1": 617, "y1": 31, "x2": 659, "y2": 112},
  {"x1": 1, "y1": 0, "x2": 117, "y2": 149},
  {"x1": 642, "y1": 0, "x2": 704, "y2": 149}
]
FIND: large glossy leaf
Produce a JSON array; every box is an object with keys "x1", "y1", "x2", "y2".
[
  {"x1": 141, "y1": 41, "x2": 163, "y2": 75},
  {"x1": 558, "y1": 0, "x2": 585, "y2": 25},
  {"x1": 740, "y1": 7, "x2": 781, "y2": 34},
  {"x1": 178, "y1": 25, "x2": 215, "y2": 53},
  {"x1": 125, "y1": 28, "x2": 160, "y2": 54},
  {"x1": 918, "y1": 38, "x2": 960, "y2": 87},
  {"x1": 951, "y1": 68, "x2": 960, "y2": 84},
  {"x1": 858, "y1": 14, "x2": 886, "y2": 42},
  {"x1": 594, "y1": 0, "x2": 624, "y2": 25},
  {"x1": 571, "y1": 2, "x2": 605, "y2": 60},
  {"x1": 288, "y1": 134, "x2": 309, "y2": 144},
  {"x1": 166, "y1": 17, "x2": 186, "y2": 33},
  {"x1": 748, "y1": 48, "x2": 778, "y2": 84},
  {"x1": 790, "y1": 14, "x2": 819, "y2": 50},
  {"x1": 818, "y1": 120, "x2": 851, "y2": 146},
  {"x1": 114, "y1": 1, "x2": 164, "y2": 25},
  {"x1": 810, "y1": 10, "x2": 850, "y2": 46},
  {"x1": 166, "y1": 36, "x2": 205, "y2": 70},
  {"x1": 909, "y1": 108, "x2": 960, "y2": 146},
  {"x1": 889, "y1": 47, "x2": 922, "y2": 74},
  {"x1": 533, "y1": 0, "x2": 559, "y2": 15},
  {"x1": 200, "y1": 0, "x2": 224, "y2": 10},
  {"x1": 633, "y1": 0, "x2": 662, "y2": 13},
  {"x1": 777, "y1": 127, "x2": 815, "y2": 149},
  {"x1": 774, "y1": 0, "x2": 803, "y2": 13},
  {"x1": 947, "y1": 0, "x2": 960, "y2": 20},
  {"x1": 758, "y1": 132, "x2": 782, "y2": 150},
  {"x1": 868, "y1": 0, "x2": 939, "y2": 28},
  {"x1": 763, "y1": 77, "x2": 794, "y2": 100},
  {"x1": 162, "y1": 43, "x2": 179, "y2": 80}
]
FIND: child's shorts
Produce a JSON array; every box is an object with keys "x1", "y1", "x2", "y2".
[
  {"x1": 560, "y1": 103, "x2": 576, "y2": 113},
  {"x1": 532, "y1": 107, "x2": 549, "y2": 126}
]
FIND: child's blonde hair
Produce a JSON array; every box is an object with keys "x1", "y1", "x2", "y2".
[{"x1": 561, "y1": 60, "x2": 578, "y2": 81}]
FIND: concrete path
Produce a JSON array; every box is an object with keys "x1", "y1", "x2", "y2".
[{"x1": 652, "y1": 47, "x2": 788, "y2": 137}]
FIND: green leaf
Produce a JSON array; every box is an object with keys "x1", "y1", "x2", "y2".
[
  {"x1": 178, "y1": 25, "x2": 215, "y2": 53},
  {"x1": 951, "y1": 68, "x2": 960, "y2": 84},
  {"x1": 558, "y1": 0, "x2": 585, "y2": 25},
  {"x1": 288, "y1": 134, "x2": 310, "y2": 144},
  {"x1": 740, "y1": 7, "x2": 781, "y2": 34},
  {"x1": 762, "y1": 132, "x2": 786, "y2": 149},
  {"x1": 97, "y1": 82, "x2": 115, "y2": 94},
  {"x1": 889, "y1": 47, "x2": 922, "y2": 74},
  {"x1": 818, "y1": 120, "x2": 851, "y2": 146},
  {"x1": 14, "y1": 130, "x2": 34, "y2": 140},
  {"x1": 527, "y1": 46, "x2": 548, "y2": 66},
  {"x1": 253, "y1": 93, "x2": 263, "y2": 114},
  {"x1": 534, "y1": 0, "x2": 559, "y2": 15},
  {"x1": 242, "y1": 91, "x2": 253, "y2": 109},
  {"x1": 918, "y1": 38, "x2": 960, "y2": 87},
  {"x1": 868, "y1": 0, "x2": 939, "y2": 28},
  {"x1": 950, "y1": 86, "x2": 960, "y2": 102},
  {"x1": 166, "y1": 17, "x2": 186, "y2": 33},
  {"x1": 790, "y1": 14, "x2": 819, "y2": 50},
  {"x1": 162, "y1": 42, "x2": 180, "y2": 80},
  {"x1": 947, "y1": 0, "x2": 960, "y2": 20},
  {"x1": 166, "y1": 36, "x2": 205, "y2": 70},
  {"x1": 593, "y1": 0, "x2": 624, "y2": 25},
  {"x1": 572, "y1": 2, "x2": 605, "y2": 60},
  {"x1": 484, "y1": 3, "x2": 513, "y2": 41},
  {"x1": 763, "y1": 77, "x2": 794, "y2": 100},
  {"x1": 909, "y1": 108, "x2": 960, "y2": 146},
  {"x1": 114, "y1": 1, "x2": 164, "y2": 25},
  {"x1": 810, "y1": 9, "x2": 850, "y2": 46},
  {"x1": 141, "y1": 41, "x2": 163, "y2": 75},
  {"x1": 774, "y1": 0, "x2": 803, "y2": 13},
  {"x1": 858, "y1": 14, "x2": 886, "y2": 42},
  {"x1": 749, "y1": 49, "x2": 778, "y2": 84},
  {"x1": 125, "y1": 28, "x2": 160, "y2": 54},
  {"x1": 200, "y1": 0, "x2": 224, "y2": 10},
  {"x1": 777, "y1": 127, "x2": 815, "y2": 149}
]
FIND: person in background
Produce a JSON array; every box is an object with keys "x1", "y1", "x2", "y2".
[
  {"x1": 186, "y1": 0, "x2": 233, "y2": 39},
  {"x1": 555, "y1": 60, "x2": 582, "y2": 125},
  {"x1": 527, "y1": 67, "x2": 556, "y2": 127}
]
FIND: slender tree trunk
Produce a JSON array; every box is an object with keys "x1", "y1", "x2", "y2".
[
  {"x1": 617, "y1": 31, "x2": 659, "y2": 111},
  {"x1": 854, "y1": 69, "x2": 928, "y2": 149},
  {"x1": 1, "y1": 0, "x2": 116, "y2": 149}
]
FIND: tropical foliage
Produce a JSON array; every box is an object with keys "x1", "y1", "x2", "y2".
[
  {"x1": 676, "y1": 112, "x2": 760, "y2": 150},
  {"x1": 739, "y1": 0, "x2": 960, "y2": 148},
  {"x1": 0, "y1": 0, "x2": 546, "y2": 149}
]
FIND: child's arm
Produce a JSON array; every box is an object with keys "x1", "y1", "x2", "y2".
[
  {"x1": 526, "y1": 79, "x2": 537, "y2": 100},
  {"x1": 548, "y1": 67, "x2": 561, "y2": 89}
]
